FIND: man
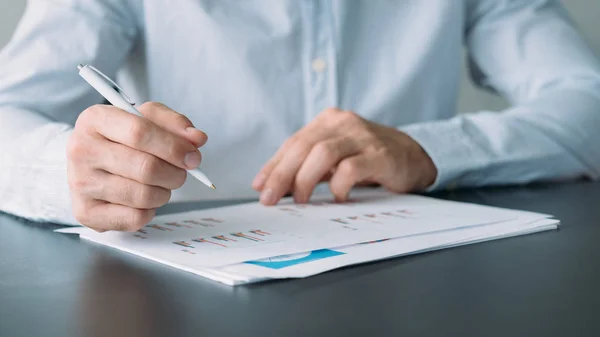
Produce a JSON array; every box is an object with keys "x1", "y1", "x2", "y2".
[{"x1": 0, "y1": 0, "x2": 599, "y2": 232}]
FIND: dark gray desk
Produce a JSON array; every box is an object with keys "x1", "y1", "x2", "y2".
[{"x1": 1, "y1": 181, "x2": 599, "y2": 337}]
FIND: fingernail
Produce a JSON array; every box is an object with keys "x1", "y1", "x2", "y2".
[
  {"x1": 252, "y1": 173, "x2": 266, "y2": 189},
  {"x1": 260, "y1": 188, "x2": 276, "y2": 205},
  {"x1": 184, "y1": 151, "x2": 201, "y2": 169},
  {"x1": 186, "y1": 127, "x2": 198, "y2": 133}
]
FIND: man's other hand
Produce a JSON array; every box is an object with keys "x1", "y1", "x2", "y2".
[{"x1": 252, "y1": 108, "x2": 437, "y2": 205}]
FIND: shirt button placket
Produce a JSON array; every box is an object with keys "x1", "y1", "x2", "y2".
[{"x1": 306, "y1": 0, "x2": 337, "y2": 121}]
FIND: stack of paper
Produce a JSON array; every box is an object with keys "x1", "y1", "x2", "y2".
[{"x1": 57, "y1": 190, "x2": 558, "y2": 286}]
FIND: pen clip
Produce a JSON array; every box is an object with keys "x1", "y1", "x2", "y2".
[{"x1": 78, "y1": 64, "x2": 135, "y2": 105}]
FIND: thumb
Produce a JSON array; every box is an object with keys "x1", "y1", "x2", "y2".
[{"x1": 137, "y1": 101, "x2": 208, "y2": 148}]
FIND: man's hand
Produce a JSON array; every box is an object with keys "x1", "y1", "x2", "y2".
[
  {"x1": 67, "y1": 102, "x2": 207, "y2": 232},
  {"x1": 252, "y1": 108, "x2": 437, "y2": 205}
]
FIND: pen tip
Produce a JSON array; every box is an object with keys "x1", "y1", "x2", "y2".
[
  {"x1": 210, "y1": 184, "x2": 216, "y2": 190},
  {"x1": 77, "y1": 64, "x2": 84, "y2": 70}
]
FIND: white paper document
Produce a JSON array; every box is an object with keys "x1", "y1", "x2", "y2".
[
  {"x1": 209, "y1": 217, "x2": 558, "y2": 285},
  {"x1": 56, "y1": 190, "x2": 558, "y2": 285}
]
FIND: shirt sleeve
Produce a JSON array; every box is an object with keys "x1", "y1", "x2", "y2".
[
  {"x1": 0, "y1": 0, "x2": 139, "y2": 224},
  {"x1": 401, "y1": 0, "x2": 600, "y2": 191}
]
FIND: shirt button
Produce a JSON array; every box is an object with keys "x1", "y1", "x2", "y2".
[{"x1": 311, "y1": 58, "x2": 327, "y2": 73}]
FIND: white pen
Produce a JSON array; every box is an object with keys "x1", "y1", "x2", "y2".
[{"x1": 77, "y1": 64, "x2": 215, "y2": 190}]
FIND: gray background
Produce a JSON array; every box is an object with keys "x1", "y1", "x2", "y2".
[{"x1": 1, "y1": 0, "x2": 598, "y2": 113}]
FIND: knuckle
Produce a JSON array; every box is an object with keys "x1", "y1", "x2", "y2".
[
  {"x1": 117, "y1": 182, "x2": 135, "y2": 205},
  {"x1": 89, "y1": 104, "x2": 107, "y2": 114},
  {"x1": 167, "y1": 139, "x2": 183, "y2": 159},
  {"x1": 313, "y1": 142, "x2": 334, "y2": 159},
  {"x1": 280, "y1": 137, "x2": 297, "y2": 152},
  {"x1": 339, "y1": 160, "x2": 359, "y2": 179},
  {"x1": 70, "y1": 176, "x2": 89, "y2": 192},
  {"x1": 321, "y1": 109, "x2": 362, "y2": 129},
  {"x1": 340, "y1": 110, "x2": 361, "y2": 124},
  {"x1": 140, "y1": 101, "x2": 165, "y2": 111},
  {"x1": 378, "y1": 146, "x2": 394, "y2": 158},
  {"x1": 258, "y1": 162, "x2": 277, "y2": 181},
  {"x1": 66, "y1": 135, "x2": 88, "y2": 161},
  {"x1": 171, "y1": 169, "x2": 188, "y2": 189},
  {"x1": 323, "y1": 107, "x2": 342, "y2": 116},
  {"x1": 364, "y1": 143, "x2": 382, "y2": 155},
  {"x1": 135, "y1": 185, "x2": 170, "y2": 209},
  {"x1": 80, "y1": 104, "x2": 115, "y2": 134},
  {"x1": 129, "y1": 209, "x2": 155, "y2": 231},
  {"x1": 288, "y1": 141, "x2": 310, "y2": 159},
  {"x1": 158, "y1": 189, "x2": 172, "y2": 206},
  {"x1": 268, "y1": 169, "x2": 287, "y2": 185},
  {"x1": 365, "y1": 133, "x2": 382, "y2": 145},
  {"x1": 319, "y1": 108, "x2": 341, "y2": 126},
  {"x1": 68, "y1": 168, "x2": 92, "y2": 193},
  {"x1": 135, "y1": 185, "x2": 156, "y2": 208},
  {"x1": 138, "y1": 155, "x2": 161, "y2": 183},
  {"x1": 78, "y1": 104, "x2": 102, "y2": 125},
  {"x1": 172, "y1": 113, "x2": 192, "y2": 127},
  {"x1": 72, "y1": 198, "x2": 100, "y2": 228},
  {"x1": 127, "y1": 120, "x2": 150, "y2": 146},
  {"x1": 72, "y1": 205, "x2": 91, "y2": 226}
]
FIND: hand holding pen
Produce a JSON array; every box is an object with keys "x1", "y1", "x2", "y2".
[{"x1": 66, "y1": 64, "x2": 214, "y2": 232}]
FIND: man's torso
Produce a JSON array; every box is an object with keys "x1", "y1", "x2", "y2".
[{"x1": 122, "y1": 0, "x2": 467, "y2": 200}]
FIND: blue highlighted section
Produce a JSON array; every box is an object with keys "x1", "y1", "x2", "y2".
[{"x1": 245, "y1": 249, "x2": 345, "y2": 269}]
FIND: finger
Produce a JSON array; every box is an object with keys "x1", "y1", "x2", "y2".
[
  {"x1": 293, "y1": 137, "x2": 361, "y2": 203},
  {"x1": 254, "y1": 109, "x2": 350, "y2": 193},
  {"x1": 288, "y1": 171, "x2": 333, "y2": 196},
  {"x1": 91, "y1": 138, "x2": 187, "y2": 190},
  {"x1": 87, "y1": 170, "x2": 172, "y2": 209},
  {"x1": 87, "y1": 105, "x2": 202, "y2": 170},
  {"x1": 252, "y1": 152, "x2": 283, "y2": 192},
  {"x1": 259, "y1": 128, "x2": 338, "y2": 203},
  {"x1": 253, "y1": 125, "x2": 333, "y2": 191},
  {"x1": 259, "y1": 144, "x2": 311, "y2": 205},
  {"x1": 74, "y1": 198, "x2": 156, "y2": 232},
  {"x1": 138, "y1": 102, "x2": 208, "y2": 148},
  {"x1": 329, "y1": 154, "x2": 379, "y2": 202},
  {"x1": 252, "y1": 137, "x2": 307, "y2": 191}
]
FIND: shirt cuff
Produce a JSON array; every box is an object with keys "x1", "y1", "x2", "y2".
[
  {"x1": 0, "y1": 123, "x2": 79, "y2": 225},
  {"x1": 399, "y1": 118, "x2": 485, "y2": 192}
]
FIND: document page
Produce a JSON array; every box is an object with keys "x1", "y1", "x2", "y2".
[{"x1": 75, "y1": 192, "x2": 549, "y2": 268}]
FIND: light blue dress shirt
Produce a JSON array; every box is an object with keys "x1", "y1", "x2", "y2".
[{"x1": 1, "y1": 0, "x2": 600, "y2": 224}]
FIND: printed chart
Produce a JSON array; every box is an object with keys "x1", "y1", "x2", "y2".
[{"x1": 77, "y1": 192, "x2": 544, "y2": 267}]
